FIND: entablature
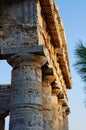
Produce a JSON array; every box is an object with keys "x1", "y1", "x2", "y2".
[{"x1": 39, "y1": 0, "x2": 72, "y2": 89}]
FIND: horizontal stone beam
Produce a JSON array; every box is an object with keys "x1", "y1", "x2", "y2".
[
  {"x1": 1, "y1": 45, "x2": 45, "y2": 55},
  {"x1": 0, "y1": 45, "x2": 46, "y2": 60},
  {"x1": 0, "y1": 84, "x2": 10, "y2": 115}
]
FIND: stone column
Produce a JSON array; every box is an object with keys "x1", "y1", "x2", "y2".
[
  {"x1": 58, "y1": 102, "x2": 63, "y2": 130},
  {"x1": 63, "y1": 115, "x2": 69, "y2": 130},
  {"x1": 42, "y1": 75, "x2": 55, "y2": 130},
  {"x1": 52, "y1": 95, "x2": 58, "y2": 130},
  {"x1": 0, "y1": 116, "x2": 5, "y2": 130},
  {"x1": 51, "y1": 82, "x2": 61, "y2": 130},
  {"x1": 0, "y1": 85, "x2": 10, "y2": 130},
  {"x1": 0, "y1": 85, "x2": 10, "y2": 115},
  {"x1": 58, "y1": 94, "x2": 67, "y2": 130},
  {"x1": 7, "y1": 53, "x2": 46, "y2": 130},
  {"x1": 62, "y1": 106, "x2": 70, "y2": 130}
]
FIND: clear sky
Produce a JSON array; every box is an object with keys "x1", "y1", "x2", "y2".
[
  {"x1": 0, "y1": 0, "x2": 86, "y2": 130},
  {"x1": 56, "y1": 0, "x2": 86, "y2": 130}
]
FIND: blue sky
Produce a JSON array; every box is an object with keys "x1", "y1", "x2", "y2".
[
  {"x1": 0, "y1": 0, "x2": 86, "y2": 130},
  {"x1": 56, "y1": 0, "x2": 86, "y2": 130}
]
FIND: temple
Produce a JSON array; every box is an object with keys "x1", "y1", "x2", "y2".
[{"x1": 0, "y1": 0, "x2": 72, "y2": 130}]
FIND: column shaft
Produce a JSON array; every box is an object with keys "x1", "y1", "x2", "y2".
[
  {"x1": 63, "y1": 106, "x2": 70, "y2": 130},
  {"x1": 63, "y1": 116, "x2": 69, "y2": 130},
  {"x1": 58, "y1": 103, "x2": 63, "y2": 130},
  {"x1": 42, "y1": 77, "x2": 53, "y2": 130},
  {"x1": 7, "y1": 54, "x2": 46, "y2": 130},
  {"x1": 52, "y1": 95, "x2": 59, "y2": 130}
]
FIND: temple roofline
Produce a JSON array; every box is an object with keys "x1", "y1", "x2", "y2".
[{"x1": 40, "y1": 0, "x2": 72, "y2": 89}]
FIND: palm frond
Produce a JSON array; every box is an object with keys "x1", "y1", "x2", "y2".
[{"x1": 74, "y1": 41, "x2": 86, "y2": 82}]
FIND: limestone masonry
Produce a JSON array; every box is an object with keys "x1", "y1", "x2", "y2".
[{"x1": 0, "y1": 0, "x2": 72, "y2": 130}]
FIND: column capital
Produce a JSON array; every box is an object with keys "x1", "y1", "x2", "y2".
[
  {"x1": 65, "y1": 107, "x2": 70, "y2": 115},
  {"x1": 62, "y1": 106, "x2": 70, "y2": 117},
  {"x1": 7, "y1": 53, "x2": 47, "y2": 68},
  {"x1": 43, "y1": 75, "x2": 55, "y2": 83},
  {"x1": 51, "y1": 82, "x2": 62, "y2": 96},
  {"x1": 58, "y1": 92, "x2": 67, "y2": 105}
]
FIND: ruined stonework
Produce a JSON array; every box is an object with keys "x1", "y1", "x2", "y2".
[{"x1": 0, "y1": 0, "x2": 72, "y2": 130}]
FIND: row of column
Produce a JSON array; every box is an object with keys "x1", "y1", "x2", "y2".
[
  {"x1": 0, "y1": 53, "x2": 70, "y2": 130},
  {"x1": 43, "y1": 76, "x2": 70, "y2": 130}
]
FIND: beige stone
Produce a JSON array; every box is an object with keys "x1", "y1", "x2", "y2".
[{"x1": 0, "y1": 0, "x2": 72, "y2": 130}]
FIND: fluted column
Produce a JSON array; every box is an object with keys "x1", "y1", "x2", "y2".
[
  {"x1": 0, "y1": 115, "x2": 5, "y2": 130},
  {"x1": 42, "y1": 75, "x2": 55, "y2": 130},
  {"x1": 63, "y1": 115, "x2": 69, "y2": 130},
  {"x1": 7, "y1": 53, "x2": 46, "y2": 130},
  {"x1": 0, "y1": 85, "x2": 10, "y2": 130},
  {"x1": 57, "y1": 96, "x2": 67, "y2": 130},
  {"x1": 52, "y1": 95, "x2": 58, "y2": 130},
  {"x1": 51, "y1": 83, "x2": 61, "y2": 130},
  {"x1": 62, "y1": 106, "x2": 70, "y2": 130},
  {"x1": 58, "y1": 102, "x2": 63, "y2": 130},
  {"x1": 58, "y1": 94, "x2": 69, "y2": 130}
]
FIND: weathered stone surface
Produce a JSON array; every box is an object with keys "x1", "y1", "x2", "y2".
[
  {"x1": 62, "y1": 106, "x2": 69, "y2": 130},
  {"x1": 1, "y1": 45, "x2": 45, "y2": 56},
  {"x1": 7, "y1": 54, "x2": 46, "y2": 130},
  {"x1": 42, "y1": 75, "x2": 53, "y2": 130},
  {"x1": 38, "y1": 0, "x2": 72, "y2": 89},
  {"x1": 52, "y1": 96, "x2": 59, "y2": 130},
  {"x1": 0, "y1": 0, "x2": 38, "y2": 49},
  {"x1": 52, "y1": 82, "x2": 62, "y2": 96},
  {"x1": 0, "y1": 0, "x2": 72, "y2": 130},
  {"x1": 0, "y1": 85, "x2": 10, "y2": 114}
]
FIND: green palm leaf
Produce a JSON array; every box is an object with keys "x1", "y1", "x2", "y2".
[{"x1": 74, "y1": 42, "x2": 86, "y2": 82}]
